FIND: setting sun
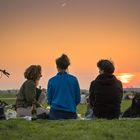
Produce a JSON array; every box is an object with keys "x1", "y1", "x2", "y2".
[
  {"x1": 117, "y1": 73, "x2": 135, "y2": 84},
  {"x1": 0, "y1": 1, "x2": 140, "y2": 89}
]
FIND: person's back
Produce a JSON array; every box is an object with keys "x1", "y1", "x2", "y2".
[
  {"x1": 48, "y1": 72, "x2": 80, "y2": 113},
  {"x1": 90, "y1": 74, "x2": 123, "y2": 119},
  {"x1": 89, "y1": 59, "x2": 123, "y2": 119},
  {"x1": 47, "y1": 54, "x2": 81, "y2": 120},
  {"x1": 16, "y1": 80, "x2": 36, "y2": 108}
]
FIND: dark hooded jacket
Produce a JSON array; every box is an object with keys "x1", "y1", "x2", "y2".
[{"x1": 89, "y1": 74, "x2": 123, "y2": 119}]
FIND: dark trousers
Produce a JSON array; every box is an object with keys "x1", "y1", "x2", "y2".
[{"x1": 49, "y1": 108, "x2": 77, "y2": 120}]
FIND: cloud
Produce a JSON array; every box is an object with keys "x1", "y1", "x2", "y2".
[{"x1": 61, "y1": 2, "x2": 67, "y2": 7}]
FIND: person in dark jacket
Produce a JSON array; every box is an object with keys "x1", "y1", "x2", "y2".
[
  {"x1": 89, "y1": 59, "x2": 123, "y2": 119},
  {"x1": 47, "y1": 54, "x2": 81, "y2": 120},
  {"x1": 122, "y1": 93, "x2": 140, "y2": 118}
]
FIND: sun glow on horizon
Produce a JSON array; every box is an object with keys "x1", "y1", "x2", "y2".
[{"x1": 117, "y1": 73, "x2": 135, "y2": 84}]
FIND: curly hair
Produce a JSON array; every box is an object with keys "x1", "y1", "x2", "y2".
[
  {"x1": 24, "y1": 65, "x2": 42, "y2": 81},
  {"x1": 97, "y1": 59, "x2": 115, "y2": 74},
  {"x1": 56, "y1": 54, "x2": 70, "y2": 70}
]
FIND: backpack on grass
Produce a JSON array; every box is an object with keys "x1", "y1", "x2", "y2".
[{"x1": 0, "y1": 100, "x2": 8, "y2": 120}]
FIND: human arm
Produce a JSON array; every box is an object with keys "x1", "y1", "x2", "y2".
[
  {"x1": 119, "y1": 81, "x2": 123, "y2": 101},
  {"x1": 47, "y1": 80, "x2": 54, "y2": 105},
  {"x1": 89, "y1": 81, "x2": 96, "y2": 108},
  {"x1": 24, "y1": 81, "x2": 40, "y2": 107},
  {"x1": 75, "y1": 78, "x2": 81, "y2": 106}
]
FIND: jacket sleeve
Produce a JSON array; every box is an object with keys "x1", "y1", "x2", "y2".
[
  {"x1": 89, "y1": 81, "x2": 95, "y2": 107},
  {"x1": 24, "y1": 81, "x2": 40, "y2": 106},
  {"x1": 75, "y1": 78, "x2": 81, "y2": 106},
  {"x1": 119, "y1": 81, "x2": 123, "y2": 100},
  {"x1": 47, "y1": 80, "x2": 54, "y2": 105}
]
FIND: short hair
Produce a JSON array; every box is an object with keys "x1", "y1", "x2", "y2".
[
  {"x1": 24, "y1": 65, "x2": 42, "y2": 81},
  {"x1": 56, "y1": 54, "x2": 70, "y2": 70},
  {"x1": 97, "y1": 59, "x2": 115, "y2": 74}
]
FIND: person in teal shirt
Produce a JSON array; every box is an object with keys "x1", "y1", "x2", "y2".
[{"x1": 47, "y1": 54, "x2": 81, "y2": 120}]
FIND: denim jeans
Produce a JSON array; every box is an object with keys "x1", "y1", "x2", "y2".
[{"x1": 49, "y1": 108, "x2": 77, "y2": 120}]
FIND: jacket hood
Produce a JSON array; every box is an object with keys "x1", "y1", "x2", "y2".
[{"x1": 95, "y1": 74, "x2": 118, "y2": 85}]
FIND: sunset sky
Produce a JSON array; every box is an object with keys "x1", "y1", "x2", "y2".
[{"x1": 0, "y1": 0, "x2": 140, "y2": 90}]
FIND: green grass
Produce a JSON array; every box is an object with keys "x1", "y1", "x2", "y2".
[
  {"x1": 121, "y1": 100, "x2": 131, "y2": 112},
  {"x1": 1, "y1": 118, "x2": 140, "y2": 140},
  {"x1": 1, "y1": 99, "x2": 16, "y2": 105},
  {"x1": 0, "y1": 94, "x2": 138, "y2": 140},
  {"x1": 0, "y1": 93, "x2": 16, "y2": 105},
  {"x1": 0, "y1": 93, "x2": 16, "y2": 98}
]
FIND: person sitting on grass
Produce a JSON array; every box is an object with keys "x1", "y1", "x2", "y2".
[
  {"x1": 47, "y1": 54, "x2": 81, "y2": 120},
  {"x1": 16, "y1": 65, "x2": 48, "y2": 117},
  {"x1": 89, "y1": 59, "x2": 123, "y2": 119},
  {"x1": 122, "y1": 93, "x2": 140, "y2": 118}
]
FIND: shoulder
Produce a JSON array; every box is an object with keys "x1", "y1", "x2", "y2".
[
  {"x1": 91, "y1": 74, "x2": 100, "y2": 84},
  {"x1": 114, "y1": 76, "x2": 123, "y2": 86},
  {"x1": 68, "y1": 73, "x2": 77, "y2": 79},
  {"x1": 48, "y1": 75, "x2": 58, "y2": 84},
  {"x1": 89, "y1": 80, "x2": 96, "y2": 92},
  {"x1": 117, "y1": 79, "x2": 122, "y2": 85},
  {"x1": 117, "y1": 79, "x2": 123, "y2": 87},
  {"x1": 113, "y1": 76, "x2": 123, "y2": 90},
  {"x1": 90, "y1": 75, "x2": 99, "y2": 86},
  {"x1": 67, "y1": 74, "x2": 78, "y2": 82},
  {"x1": 90, "y1": 80, "x2": 96, "y2": 87},
  {"x1": 24, "y1": 80, "x2": 35, "y2": 88},
  {"x1": 89, "y1": 78, "x2": 99, "y2": 91},
  {"x1": 25, "y1": 80, "x2": 35, "y2": 85}
]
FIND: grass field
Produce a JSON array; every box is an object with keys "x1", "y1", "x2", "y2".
[
  {"x1": 0, "y1": 93, "x2": 16, "y2": 104},
  {"x1": 0, "y1": 94, "x2": 139, "y2": 140},
  {"x1": 0, "y1": 93, "x2": 16, "y2": 98}
]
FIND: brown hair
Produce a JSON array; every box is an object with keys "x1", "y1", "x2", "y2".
[
  {"x1": 97, "y1": 59, "x2": 115, "y2": 74},
  {"x1": 24, "y1": 65, "x2": 42, "y2": 81},
  {"x1": 56, "y1": 54, "x2": 70, "y2": 70}
]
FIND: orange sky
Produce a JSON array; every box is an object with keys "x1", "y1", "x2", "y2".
[{"x1": 0, "y1": 0, "x2": 140, "y2": 89}]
